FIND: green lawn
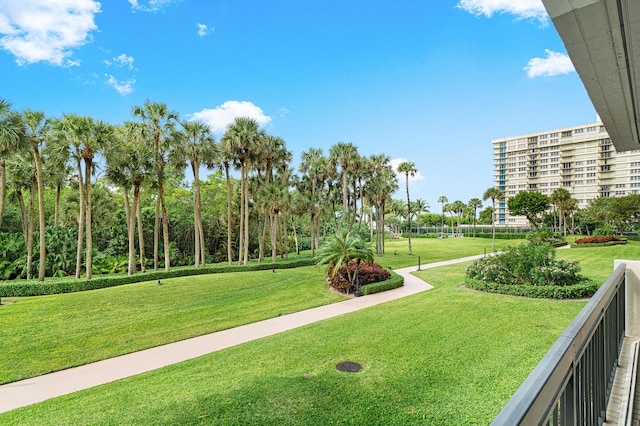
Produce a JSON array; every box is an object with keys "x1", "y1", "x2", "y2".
[
  {"x1": 0, "y1": 267, "x2": 346, "y2": 384},
  {"x1": 1, "y1": 260, "x2": 584, "y2": 425},
  {"x1": 2, "y1": 239, "x2": 637, "y2": 425},
  {"x1": 374, "y1": 236, "x2": 526, "y2": 269}
]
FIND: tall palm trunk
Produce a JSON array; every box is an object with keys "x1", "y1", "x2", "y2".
[
  {"x1": 25, "y1": 178, "x2": 35, "y2": 279},
  {"x1": 137, "y1": 194, "x2": 146, "y2": 273},
  {"x1": 75, "y1": 159, "x2": 85, "y2": 279},
  {"x1": 16, "y1": 188, "x2": 27, "y2": 242},
  {"x1": 153, "y1": 196, "x2": 160, "y2": 270},
  {"x1": 225, "y1": 162, "x2": 233, "y2": 265},
  {"x1": 243, "y1": 166, "x2": 250, "y2": 265},
  {"x1": 238, "y1": 163, "x2": 245, "y2": 265},
  {"x1": 33, "y1": 146, "x2": 46, "y2": 281},
  {"x1": 158, "y1": 181, "x2": 171, "y2": 272},
  {"x1": 26, "y1": 179, "x2": 35, "y2": 279},
  {"x1": 84, "y1": 156, "x2": 93, "y2": 280},
  {"x1": 290, "y1": 215, "x2": 300, "y2": 255},
  {"x1": 192, "y1": 160, "x2": 201, "y2": 268},
  {"x1": 123, "y1": 188, "x2": 131, "y2": 235},
  {"x1": 127, "y1": 185, "x2": 140, "y2": 275}
]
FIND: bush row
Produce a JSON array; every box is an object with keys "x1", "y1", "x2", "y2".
[
  {"x1": 0, "y1": 258, "x2": 316, "y2": 297},
  {"x1": 360, "y1": 269, "x2": 404, "y2": 296},
  {"x1": 574, "y1": 236, "x2": 623, "y2": 244},
  {"x1": 464, "y1": 277, "x2": 598, "y2": 299}
]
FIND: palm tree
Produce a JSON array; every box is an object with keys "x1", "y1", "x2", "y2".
[
  {"x1": 468, "y1": 198, "x2": 482, "y2": 237},
  {"x1": 0, "y1": 99, "x2": 27, "y2": 230},
  {"x1": 106, "y1": 123, "x2": 154, "y2": 275},
  {"x1": 6, "y1": 152, "x2": 36, "y2": 278},
  {"x1": 22, "y1": 109, "x2": 47, "y2": 281},
  {"x1": 175, "y1": 120, "x2": 218, "y2": 267},
  {"x1": 47, "y1": 114, "x2": 90, "y2": 279},
  {"x1": 483, "y1": 187, "x2": 504, "y2": 251},
  {"x1": 397, "y1": 161, "x2": 417, "y2": 254},
  {"x1": 438, "y1": 195, "x2": 448, "y2": 233},
  {"x1": 132, "y1": 100, "x2": 178, "y2": 272},
  {"x1": 221, "y1": 117, "x2": 264, "y2": 266},
  {"x1": 315, "y1": 230, "x2": 374, "y2": 290},
  {"x1": 258, "y1": 182, "x2": 287, "y2": 263},
  {"x1": 300, "y1": 148, "x2": 323, "y2": 256},
  {"x1": 414, "y1": 198, "x2": 429, "y2": 235},
  {"x1": 329, "y1": 142, "x2": 358, "y2": 232},
  {"x1": 450, "y1": 200, "x2": 465, "y2": 236},
  {"x1": 550, "y1": 188, "x2": 572, "y2": 236}
]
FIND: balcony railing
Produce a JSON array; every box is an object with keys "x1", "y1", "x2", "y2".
[{"x1": 492, "y1": 264, "x2": 626, "y2": 425}]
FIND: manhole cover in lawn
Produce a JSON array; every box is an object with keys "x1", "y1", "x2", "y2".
[{"x1": 336, "y1": 362, "x2": 362, "y2": 373}]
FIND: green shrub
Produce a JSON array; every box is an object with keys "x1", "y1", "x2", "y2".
[
  {"x1": 465, "y1": 277, "x2": 598, "y2": 299},
  {"x1": 464, "y1": 243, "x2": 596, "y2": 299},
  {"x1": 526, "y1": 230, "x2": 566, "y2": 247},
  {"x1": 593, "y1": 226, "x2": 616, "y2": 236},
  {"x1": 328, "y1": 261, "x2": 391, "y2": 294},
  {"x1": 360, "y1": 269, "x2": 404, "y2": 295}
]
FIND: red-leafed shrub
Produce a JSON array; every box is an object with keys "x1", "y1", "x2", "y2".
[
  {"x1": 328, "y1": 261, "x2": 391, "y2": 294},
  {"x1": 574, "y1": 236, "x2": 622, "y2": 244}
]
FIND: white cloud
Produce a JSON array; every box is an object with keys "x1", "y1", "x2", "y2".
[
  {"x1": 391, "y1": 158, "x2": 425, "y2": 183},
  {"x1": 128, "y1": 0, "x2": 182, "y2": 13},
  {"x1": 0, "y1": 0, "x2": 100, "y2": 66},
  {"x1": 104, "y1": 53, "x2": 136, "y2": 70},
  {"x1": 457, "y1": 0, "x2": 547, "y2": 22},
  {"x1": 197, "y1": 23, "x2": 214, "y2": 37},
  {"x1": 105, "y1": 74, "x2": 135, "y2": 96},
  {"x1": 524, "y1": 49, "x2": 575, "y2": 78},
  {"x1": 190, "y1": 101, "x2": 272, "y2": 134}
]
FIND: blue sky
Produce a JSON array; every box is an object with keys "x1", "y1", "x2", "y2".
[{"x1": 0, "y1": 0, "x2": 598, "y2": 212}]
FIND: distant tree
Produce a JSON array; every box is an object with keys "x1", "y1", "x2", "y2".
[
  {"x1": 22, "y1": 109, "x2": 47, "y2": 281},
  {"x1": 438, "y1": 195, "x2": 448, "y2": 230},
  {"x1": 397, "y1": 161, "x2": 417, "y2": 254},
  {"x1": 550, "y1": 188, "x2": 573, "y2": 236},
  {"x1": 450, "y1": 200, "x2": 465, "y2": 236},
  {"x1": 468, "y1": 198, "x2": 482, "y2": 237},
  {"x1": 483, "y1": 187, "x2": 504, "y2": 250},
  {"x1": 507, "y1": 191, "x2": 549, "y2": 230}
]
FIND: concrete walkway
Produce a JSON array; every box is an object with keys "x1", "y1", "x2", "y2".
[{"x1": 0, "y1": 254, "x2": 485, "y2": 414}]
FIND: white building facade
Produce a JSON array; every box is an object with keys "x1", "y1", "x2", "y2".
[{"x1": 493, "y1": 119, "x2": 640, "y2": 226}]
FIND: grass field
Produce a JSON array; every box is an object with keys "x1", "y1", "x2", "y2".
[
  {"x1": 0, "y1": 268, "x2": 346, "y2": 384},
  {"x1": 1, "y1": 238, "x2": 637, "y2": 425}
]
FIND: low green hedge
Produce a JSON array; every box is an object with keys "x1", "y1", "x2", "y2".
[
  {"x1": 464, "y1": 277, "x2": 598, "y2": 299},
  {"x1": 360, "y1": 269, "x2": 404, "y2": 296},
  {"x1": 0, "y1": 258, "x2": 316, "y2": 297}
]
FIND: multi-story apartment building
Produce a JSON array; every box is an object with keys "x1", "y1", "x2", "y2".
[{"x1": 493, "y1": 117, "x2": 640, "y2": 226}]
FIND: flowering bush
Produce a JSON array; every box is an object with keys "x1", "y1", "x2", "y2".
[
  {"x1": 574, "y1": 236, "x2": 622, "y2": 244},
  {"x1": 328, "y1": 261, "x2": 391, "y2": 294},
  {"x1": 464, "y1": 243, "x2": 596, "y2": 299}
]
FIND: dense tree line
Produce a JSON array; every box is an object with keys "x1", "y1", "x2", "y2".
[{"x1": 0, "y1": 98, "x2": 424, "y2": 281}]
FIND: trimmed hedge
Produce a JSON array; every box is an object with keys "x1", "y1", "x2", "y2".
[
  {"x1": 464, "y1": 277, "x2": 598, "y2": 299},
  {"x1": 360, "y1": 269, "x2": 404, "y2": 296},
  {"x1": 0, "y1": 257, "x2": 316, "y2": 297},
  {"x1": 574, "y1": 236, "x2": 623, "y2": 244}
]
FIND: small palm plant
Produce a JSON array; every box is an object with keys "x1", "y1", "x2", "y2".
[{"x1": 316, "y1": 230, "x2": 374, "y2": 294}]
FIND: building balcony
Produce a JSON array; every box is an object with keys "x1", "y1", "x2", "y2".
[{"x1": 492, "y1": 261, "x2": 640, "y2": 425}]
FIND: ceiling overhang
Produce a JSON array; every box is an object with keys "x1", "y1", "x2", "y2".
[{"x1": 542, "y1": 0, "x2": 640, "y2": 152}]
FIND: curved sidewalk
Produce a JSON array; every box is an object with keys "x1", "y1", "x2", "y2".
[{"x1": 0, "y1": 254, "x2": 485, "y2": 414}]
